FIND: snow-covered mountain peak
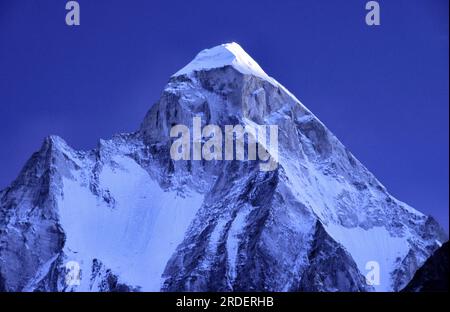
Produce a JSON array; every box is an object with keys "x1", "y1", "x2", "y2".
[
  {"x1": 43, "y1": 135, "x2": 67, "y2": 149},
  {"x1": 173, "y1": 42, "x2": 276, "y2": 85},
  {"x1": 0, "y1": 43, "x2": 447, "y2": 293}
]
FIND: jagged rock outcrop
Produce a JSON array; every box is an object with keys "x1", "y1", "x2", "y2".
[{"x1": 402, "y1": 241, "x2": 449, "y2": 292}]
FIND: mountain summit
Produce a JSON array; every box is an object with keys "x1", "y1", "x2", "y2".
[
  {"x1": 174, "y1": 42, "x2": 275, "y2": 83},
  {"x1": 0, "y1": 43, "x2": 447, "y2": 292}
]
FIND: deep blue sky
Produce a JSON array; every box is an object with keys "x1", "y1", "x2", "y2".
[{"x1": 0, "y1": 0, "x2": 448, "y2": 231}]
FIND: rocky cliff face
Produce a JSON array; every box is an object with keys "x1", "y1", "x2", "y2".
[
  {"x1": 402, "y1": 241, "x2": 449, "y2": 292},
  {"x1": 0, "y1": 43, "x2": 447, "y2": 292}
]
